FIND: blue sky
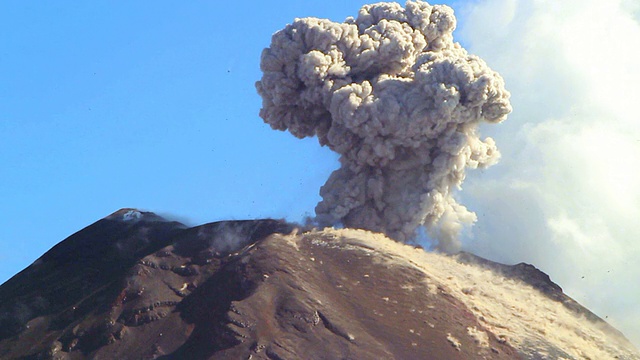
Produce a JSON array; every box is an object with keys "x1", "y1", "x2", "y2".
[
  {"x1": 2, "y1": 0, "x2": 640, "y2": 347},
  {"x1": 0, "y1": 1, "x2": 369, "y2": 281},
  {"x1": 0, "y1": 0, "x2": 467, "y2": 281}
]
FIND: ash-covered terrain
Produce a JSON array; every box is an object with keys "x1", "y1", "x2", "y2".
[{"x1": 0, "y1": 209, "x2": 637, "y2": 359}]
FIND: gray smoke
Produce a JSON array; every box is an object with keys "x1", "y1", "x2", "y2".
[{"x1": 256, "y1": 1, "x2": 511, "y2": 252}]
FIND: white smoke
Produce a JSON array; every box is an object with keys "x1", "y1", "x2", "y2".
[
  {"x1": 455, "y1": 0, "x2": 640, "y2": 347},
  {"x1": 256, "y1": 1, "x2": 511, "y2": 251}
]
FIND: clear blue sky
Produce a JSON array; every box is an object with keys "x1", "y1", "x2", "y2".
[
  {"x1": 2, "y1": 0, "x2": 640, "y2": 346},
  {"x1": 0, "y1": 1, "x2": 394, "y2": 282}
]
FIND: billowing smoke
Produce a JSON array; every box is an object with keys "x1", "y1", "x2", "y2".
[{"x1": 256, "y1": 1, "x2": 511, "y2": 251}]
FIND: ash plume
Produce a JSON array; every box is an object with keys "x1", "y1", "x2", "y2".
[{"x1": 256, "y1": 1, "x2": 511, "y2": 251}]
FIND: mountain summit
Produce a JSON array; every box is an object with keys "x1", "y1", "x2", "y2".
[{"x1": 0, "y1": 210, "x2": 637, "y2": 359}]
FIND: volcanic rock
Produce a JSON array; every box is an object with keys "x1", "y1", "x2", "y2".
[{"x1": 0, "y1": 209, "x2": 637, "y2": 359}]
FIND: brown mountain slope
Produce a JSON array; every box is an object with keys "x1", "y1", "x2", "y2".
[{"x1": 0, "y1": 209, "x2": 637, "y2": 359}]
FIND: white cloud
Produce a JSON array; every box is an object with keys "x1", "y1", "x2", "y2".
[{"x1": 455, "y1": 0, "x2": 640, "y2": 347}]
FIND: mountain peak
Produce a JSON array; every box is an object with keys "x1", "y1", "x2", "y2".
[
  {"x1": 0, "y1": 214, "x2": 637, "y2": 359},
  {"x1": 106, "y1": 208, "x2": 168, "y2": 223}
]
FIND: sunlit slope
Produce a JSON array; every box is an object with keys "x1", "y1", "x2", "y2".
[
  {"x1": 308, "y1": 228, "x2": 639, "y2": 359},
  {"x1": 0, "y1": 210, "x2": 637, "y2": 359}
]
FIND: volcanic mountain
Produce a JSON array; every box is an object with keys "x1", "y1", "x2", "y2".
[{"x1": 0, "y1": 209, "x2": 637, "y2": 359}]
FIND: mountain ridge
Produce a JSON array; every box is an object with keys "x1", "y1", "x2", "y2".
[{"x1": 0, "y1": 209, "x2": 637, "y2": 359}]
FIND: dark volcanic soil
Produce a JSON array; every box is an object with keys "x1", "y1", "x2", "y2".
[{"x1": 0, "y1": 209, "x2": 636, "y2": 359}]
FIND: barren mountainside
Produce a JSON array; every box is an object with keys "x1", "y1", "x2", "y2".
[{"x1": 0, "y1": 209, "x2": 637, "y2": 359}]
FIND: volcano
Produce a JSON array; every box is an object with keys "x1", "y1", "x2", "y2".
[{"x1": 0, "y1": 209, "x2": 637, "y2": 359}]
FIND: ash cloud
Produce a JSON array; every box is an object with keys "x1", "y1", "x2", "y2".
[{"x1": 256, "y1": 0, "x2": 511, "y2": 251}]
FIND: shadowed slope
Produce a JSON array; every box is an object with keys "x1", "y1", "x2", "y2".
[{"x1": 0, "y1": 210, "x2": 637, "y2": 359}]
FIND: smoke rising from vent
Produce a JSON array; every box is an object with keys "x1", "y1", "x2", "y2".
[{"x1": 256, "y1": 0, "x2": 511, "y2": 251}]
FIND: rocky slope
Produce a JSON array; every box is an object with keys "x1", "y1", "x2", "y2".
[{"x1": 0, "y1": 209, "x2": 637, "y2": 359}]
